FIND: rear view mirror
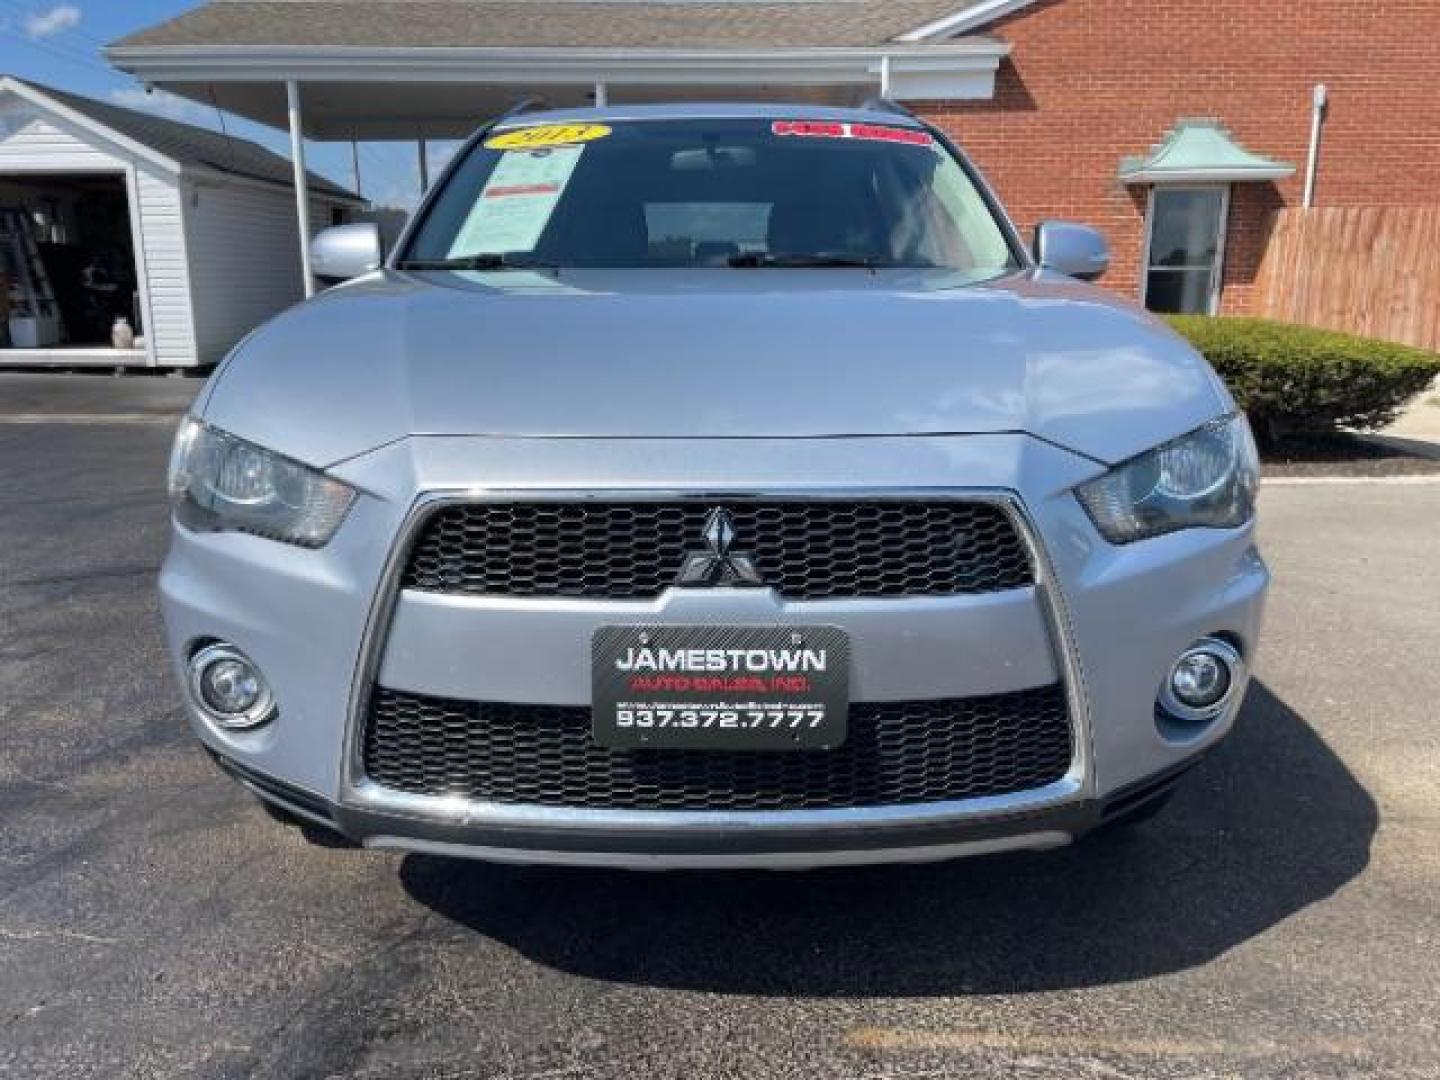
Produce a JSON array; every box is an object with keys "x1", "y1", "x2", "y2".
[
  {"x1": 1033, "y1": 220, "x2": 1110, "y2": 282},
  {"x1": 670, "y1": 147, "x2": 757, "y2": 171},
  {"x1": 311, "y1": 223, "x2": 384, "y2": 284}
]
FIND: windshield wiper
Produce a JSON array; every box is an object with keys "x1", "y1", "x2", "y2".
[
  {"x1": 396, "y1": 253, "x2": 557, "y2": 272},
  {"x1": 726, "y1": 252, "x2": 884, "y2": 269}
]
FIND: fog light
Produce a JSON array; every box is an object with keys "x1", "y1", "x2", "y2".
[
  {"x1": 188, "y1": 643, "x2": 275, "y2": 729},
  {"x1": 1160, "y1": 638, "x2": 1243, "y2": 723},
  {"x1": 1171, "y1": 652, "x2": 1229, "y2": 707}
]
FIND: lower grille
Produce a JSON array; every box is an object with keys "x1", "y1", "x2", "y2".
[{"x1": 362, "y1": 685, "x2": 1072, "y2": 812}]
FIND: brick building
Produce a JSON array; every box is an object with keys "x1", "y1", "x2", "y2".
[
  {"x1": 916, "y1": 0, "x2": 1440, "y2": 315},
  {"x1": 110, "y1": 0, "x2": 1440, "y2": 317}
]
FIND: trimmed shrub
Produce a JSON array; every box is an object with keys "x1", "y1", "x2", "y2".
[{"x1": 1165, "y1": 315, "x2": 1440, "y2": 442}]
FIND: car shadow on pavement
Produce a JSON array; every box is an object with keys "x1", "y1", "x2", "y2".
[{"x1": 399, "y1": 680, "x2": 1377, "y2": 995}]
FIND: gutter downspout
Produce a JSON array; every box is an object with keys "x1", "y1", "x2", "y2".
[
  {"x1": 1303, "y1": 83, "x2": 1327, "y2": 209},
  {"x1": 286, "y1": 80, "x2": 315, "y2": 298}
]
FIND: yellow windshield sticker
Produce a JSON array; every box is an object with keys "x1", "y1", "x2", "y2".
[{"x1": 485, "y1": 123, "x2": 612, "y2": 150}]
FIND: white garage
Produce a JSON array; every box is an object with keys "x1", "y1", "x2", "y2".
[{"x1": 0, "y1": 76, "x2": 363, "y2": 369}]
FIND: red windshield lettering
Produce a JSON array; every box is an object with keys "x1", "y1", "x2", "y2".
[{"x1": 772, "y1": 120, "x2": 847, "y2": 139}]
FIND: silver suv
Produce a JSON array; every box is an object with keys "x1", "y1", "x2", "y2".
[{"x1": 162, "y1": 103, "x2": 1266, "y2": 868}]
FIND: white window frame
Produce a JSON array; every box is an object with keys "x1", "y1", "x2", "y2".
[{"x1": 1139, "y1": 183, "x2": 1231, "y2": 316}]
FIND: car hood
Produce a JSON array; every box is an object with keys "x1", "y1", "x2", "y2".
[{"x1": 202, "y1": 268, "x2": 1229, "y2": 467}]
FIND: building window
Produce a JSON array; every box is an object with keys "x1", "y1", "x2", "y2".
[{"x1": 1142, "y1": 186, "x2": 1230, "y2": 315}]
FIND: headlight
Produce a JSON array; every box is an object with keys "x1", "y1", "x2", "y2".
[
  {"x1": 168, "y1": 418, "x2": 355, "y2": 548},
  {"x1": 1076, "y1": 414, "x2": 1259, "y2": 544}
]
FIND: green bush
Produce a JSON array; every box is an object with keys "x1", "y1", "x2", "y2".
[{"x1": 1165, "y1": 315, "x2": 1440, "y2": 442}]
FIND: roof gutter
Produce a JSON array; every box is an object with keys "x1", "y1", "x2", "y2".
[
  {"x1": 185, "y1": 163, "x2": 368, "y2": 205},
  {"x1": 105, "y1": 41, "x2": 1010, "y2": 87},
  {"x1": 1120, "y1": 166, "x2": 1297, "y2": 185}
]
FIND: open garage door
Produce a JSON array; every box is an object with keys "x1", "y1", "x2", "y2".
[{"x1": 0, "y1": 172, "x2": 145, "y2": 365}]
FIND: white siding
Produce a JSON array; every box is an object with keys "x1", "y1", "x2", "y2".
[
  {"x1": 0, "y1": 99, "x2": 120, "y2": 171},
  {"x1": 0, "y1": 90, "x2": 352, "y2": 369},
  {"x1": 183, "y1": 181, "x2": 335, "y2": 364},
  {"x1": 133, "y1": 167, "x2": 196, "y2": 366}
]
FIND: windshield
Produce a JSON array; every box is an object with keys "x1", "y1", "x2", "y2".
[{"x1": 401, "y1": 117, "x2": 1021, "y2": 273}]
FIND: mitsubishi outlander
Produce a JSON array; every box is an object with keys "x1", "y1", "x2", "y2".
[{"x1": 161, "y1": 102, "x2": 1267, "y2": 868}]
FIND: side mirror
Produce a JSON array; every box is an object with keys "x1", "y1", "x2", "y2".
[
  {"x1": 1033, "y1": 220, "x2": 1110, "y2": 282},
  {"x1": 311, "y1": 223, "x2": 383, "y2": 284}
]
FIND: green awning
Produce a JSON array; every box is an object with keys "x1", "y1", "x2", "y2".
[{"x1": 1119, "y1": 119, "x2": 1295, "y2": 185}]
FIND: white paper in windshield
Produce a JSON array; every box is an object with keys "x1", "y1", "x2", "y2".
[{"x1": 448, "y1": 146, "x2": 583, "y2": 256}]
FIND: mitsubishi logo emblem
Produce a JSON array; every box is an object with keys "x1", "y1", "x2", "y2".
[{"x1": 676, "y1": 509, "x2": 763, "y2": 587}]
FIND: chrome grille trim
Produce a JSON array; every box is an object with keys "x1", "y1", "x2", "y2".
[{"x1": 340, "y1": 488, "x2": 1095, "y2": 831}]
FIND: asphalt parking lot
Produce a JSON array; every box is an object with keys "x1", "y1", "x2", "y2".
[{"x1": 2, "y1": 374, "x2": 1438, "y2": 1079}]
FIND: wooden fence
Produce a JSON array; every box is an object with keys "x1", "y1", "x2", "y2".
[{"x1": 1253, "y1": 205, "x2": 1440, "y2": 352}]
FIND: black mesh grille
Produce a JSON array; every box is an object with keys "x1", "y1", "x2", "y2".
[
  {"x1": 362, "y1": 685, "x2": 1072, "y2": 811},
  {"x1": 402, "y1": 500, "x2": 1032, "y2": 601}
]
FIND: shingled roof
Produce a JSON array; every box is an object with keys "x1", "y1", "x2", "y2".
[
  {"x1": 5, "y1": 77, "x2": 360, "y2": 201},
  {"x1": 111, "y1": 0, "x2": 990, "y2": 50},
  {"x1": 107, "y1": 1, "x2": 1023, "y2": 140}
]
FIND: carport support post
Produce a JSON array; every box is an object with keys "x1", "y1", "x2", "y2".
[{"x1": 286, "y1": 80, "x2": 315, "y2": 298}]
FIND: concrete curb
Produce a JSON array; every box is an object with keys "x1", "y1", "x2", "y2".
[
  {"x1": 0, "y1": 414, "x2": 180, "y2": 425},
  {"x1": 1263, "y1": 474, "x2": 1440, "y2": 486}
]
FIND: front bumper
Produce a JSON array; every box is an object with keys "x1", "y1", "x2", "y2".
[
  {"x1": 160, "y1": 433, "x2": 1268, "y2": 868},
  {"x1": 210, "y1": 744, "x2": 1204, "y2": 868}
]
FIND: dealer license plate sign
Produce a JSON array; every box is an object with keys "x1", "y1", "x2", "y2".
[{"x1": 592, "y1": 625, "x2": 850, "y2": 751}]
